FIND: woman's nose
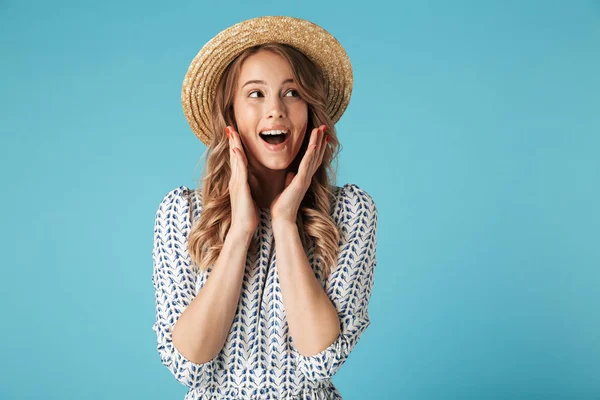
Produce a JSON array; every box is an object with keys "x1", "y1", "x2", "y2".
[{"x1": 266, "y1": 96, "x2": 286, "y2": 118}]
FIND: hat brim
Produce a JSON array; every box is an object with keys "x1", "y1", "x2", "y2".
[{"x1": 181, "y1": 16, "x2": 353, "y2": 146}]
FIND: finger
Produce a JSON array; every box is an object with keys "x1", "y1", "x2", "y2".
[
  {"x1": 228, "y1": 127, "x2": 245, "y2": 182},
  {"x1": 307, "y1": 126, "x2": 320, "y2": 150},
  {"x1": 226, "y1": 126, "x2": 234, "y2": 159},
  {"x1": 230, "y1": 126, "x2": 242, "y2": 152},
  {"x1": 309, "y1": 125, "x2": 325, "y2": 166},
  {"x1": 234, "y1": 148, "x2": 247, "y2": 181},
  {"x1": 296, "y1": 127, "x2": 320, "y2": 183},
  {"x1": 227, "y1": 127, "x2": 237, "y2": 174},
  {"x1": 304, "y1": 125, "x2": 327, "y2": 184},
  {"x1": 230, "y1": 127, "x2": 249, "y2": 167},
  {"x1": 232, "y1": 149, "x2": 239, "y2": 186},
  {"x1": 304, "y1": 126, "x2": 321, "y2": 164},
  {"x1": 318, "y1": 129, "x2": 329, "y2": 164},
  {"x1": 227, "y1": 126, "x2": 235, "y2": 152},
  {"x1": 316, "y1": 124, "x2": 327, "y2": 150},
  {"x1": 315, "y1": 125, "x2": 327, "y2": 158}
]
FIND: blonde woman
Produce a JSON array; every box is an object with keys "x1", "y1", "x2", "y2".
[{"x1": 152, "y1": 16, "x2": 378, "y2": 400}]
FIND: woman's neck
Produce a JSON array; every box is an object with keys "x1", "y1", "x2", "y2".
[{"x1": 249, "y1": 165, "x2": 287, "y2": 209}]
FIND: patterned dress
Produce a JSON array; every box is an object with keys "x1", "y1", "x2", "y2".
[{"x1": 152, "y1": 183, "x2": 378, "y2": 399}]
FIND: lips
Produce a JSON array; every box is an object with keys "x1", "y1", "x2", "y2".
[
  {"x1": 259, "y1": 124, "x2": 290, "y2": 133},
  {"x1": 258, "y1": 125, "x2": 290, "y2": 145},
  {"x1": 260, "y1": 130, "x2": 290, "y2": 151},
  {"x1": 259, "y1": 130, "x2": 288, "y2": 142}
]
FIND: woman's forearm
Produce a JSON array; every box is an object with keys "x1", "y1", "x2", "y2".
[
  {"x1": 272, "y1": 220, "x2": 341, "y2": 356},
  {"x1": 172, "y1": 227, "x2": 253, "y2": 364}
]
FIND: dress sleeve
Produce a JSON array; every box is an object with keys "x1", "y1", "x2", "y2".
[
  {"x1": 292, "y1": 183, "x2": 378, "y2": 382},
  {"x1": 151, "y1": 186, "x2": 215, "y2": 389}
]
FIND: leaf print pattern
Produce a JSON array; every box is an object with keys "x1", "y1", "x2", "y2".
[{"x1": 152, "y1": 184, "x2": 378, "y2": 399}]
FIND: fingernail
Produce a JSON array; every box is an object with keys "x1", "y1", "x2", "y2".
[
  {"x1": 325, "y1": 135, "x2": 330, "y2": 142},
  {"x1": 225, "y1": 127, "x2": 230, "y2": 139}
]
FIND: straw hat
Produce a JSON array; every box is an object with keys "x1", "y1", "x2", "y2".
[{"x1": 181, "y1": 16, "x2": 353, "y2": 146}]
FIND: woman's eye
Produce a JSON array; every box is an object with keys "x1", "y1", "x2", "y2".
[{"x1": 248, "y1": 89, "x2": 299, "y2": 98}]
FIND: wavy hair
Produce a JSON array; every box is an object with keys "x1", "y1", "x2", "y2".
[{"x1": 187, "y1": 43, "x2": 342, "y2": 279}]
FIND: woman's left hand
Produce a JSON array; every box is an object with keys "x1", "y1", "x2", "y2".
[{"x1": 270, "y1": 124, "x2": 329, "y2": 224}]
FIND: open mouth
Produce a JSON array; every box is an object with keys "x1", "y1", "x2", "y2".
[{"x1": 259, "y1": 130, "x2": 289, "y2": 145}]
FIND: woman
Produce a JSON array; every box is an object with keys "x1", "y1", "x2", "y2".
[{"x1": 152, "y1": 16, "x2": 378, "y2": 400}]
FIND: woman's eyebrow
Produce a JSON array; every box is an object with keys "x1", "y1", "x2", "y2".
[{"x1": 242, "y1": 78, "x2": 294, "y2": 88}]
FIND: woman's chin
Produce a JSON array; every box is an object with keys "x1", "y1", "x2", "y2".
[
  {"x1": 251, "y1": 147, "x2": 299, "y2": 171},
  {"x1": 260, "y1": 160, "x2": 291, "y2": 171}
]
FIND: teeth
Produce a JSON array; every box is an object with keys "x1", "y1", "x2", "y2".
[{"x1": 260, "y1": 129, "x2": 288, "y2": 136}]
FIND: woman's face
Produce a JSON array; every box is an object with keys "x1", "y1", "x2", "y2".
[{"x1": 233, "y1": 50, "x2": 308, "y2": 173}]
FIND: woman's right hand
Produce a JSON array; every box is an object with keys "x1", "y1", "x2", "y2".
[{"x1": 226, "y1": 126, "x2": 259, "y2": 236}]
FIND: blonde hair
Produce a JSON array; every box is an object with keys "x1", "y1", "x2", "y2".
[{"x1": 188, "y1": 43, "x2": 342, "y2": 279}]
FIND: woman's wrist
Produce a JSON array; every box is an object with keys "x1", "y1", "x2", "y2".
[
  {"x1": 228, "y1": 224, "x2": 255, "y2": 244},
  {"x1": 272, "y1": 218, "x2": 298, "y2": 236}
]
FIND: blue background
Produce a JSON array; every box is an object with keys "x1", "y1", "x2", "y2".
[{"x1": 1, "y1": 1, "x2": 599, "y2": 399}]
